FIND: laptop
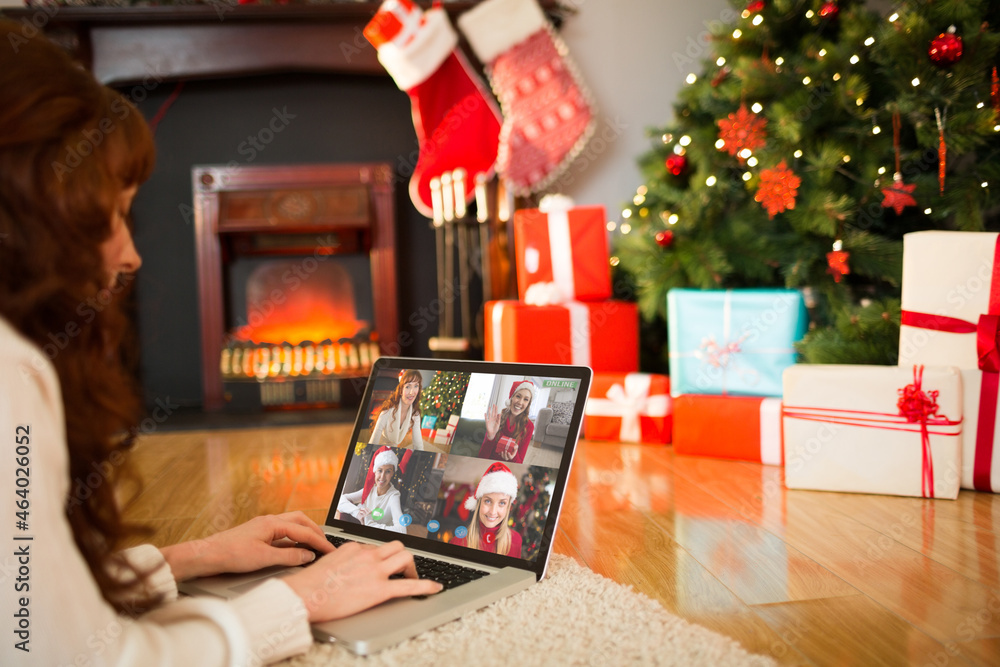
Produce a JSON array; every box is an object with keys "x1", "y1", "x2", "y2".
[{"x1": 179, "y1": 356, "x2": 592, "y2": 655}]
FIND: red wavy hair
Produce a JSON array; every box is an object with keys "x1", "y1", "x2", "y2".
[{"x1": 0, "y1": 21, "x2": 156, "y2": 612}]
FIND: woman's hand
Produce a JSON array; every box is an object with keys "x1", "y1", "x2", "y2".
[
  {"x1": 283, "y1": 540, "x2": 443, "y2": 622},
  {"x1": 160, "y1": 512, "x2": 334, "y2": 581},
  {"x1": 485, "y1": 403, "x2": 501, "y2": 440}
]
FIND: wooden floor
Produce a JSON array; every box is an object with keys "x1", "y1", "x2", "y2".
[{"x1": 122, "y1": 423, "x2": 1000, "y2": 666}]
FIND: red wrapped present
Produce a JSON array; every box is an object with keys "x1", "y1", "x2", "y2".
[
  {"x1": 673, "y1": 394, "x2": 783, "y2": 465},
  {"x1": 584, "y1": 373, "x2": 672, "y2": 444},
  {"x1": 513, "y1": 204, "x2": 611, "y2": 302},
  {"x1": 485, "y1": 300, "x2": 638, "y2": 372}
]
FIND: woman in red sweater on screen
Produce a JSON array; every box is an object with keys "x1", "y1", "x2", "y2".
[
  {"x1": 452, "y1": 462, "x2": 523, "y2": 558},
  {"x1": 478, "y1": 380, "x2": 535, "y2": 463}
]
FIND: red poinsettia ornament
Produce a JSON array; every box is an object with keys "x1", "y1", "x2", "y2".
[
  {"x1": 755, "y1": 160, "x2": 800, "y2": 218},
  {"x1": 717, "y1": 104, "x2": 767, "y2": 158}
]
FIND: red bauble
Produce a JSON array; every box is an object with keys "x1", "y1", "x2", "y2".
[
  {"x1": 665, "y1": 154, "x2": 688, "y2": 176},
  {"x1": 928, "y1": 29, "x2": 963, "y2": 67},
  {"x1": 655, "y1": 230, "x2": 674, "y2": 248},
  {"x1": 746, "y1": 0, "x2": 765, "y2": 13},
  {"x1": 819, "y1": 2, "x2": 839, "y2": 19}
]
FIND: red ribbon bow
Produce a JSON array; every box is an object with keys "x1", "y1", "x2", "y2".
[{"x1": 897, "y1": 365, "x2": 938, "y2": 498}]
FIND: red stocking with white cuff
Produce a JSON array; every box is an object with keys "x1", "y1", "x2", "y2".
[
  {"x1": 458, "y1": 0, "x2": 596, "y2": 196},
  {"x1": 365, "y1": 0, "x2": 502, "y2": 218}
]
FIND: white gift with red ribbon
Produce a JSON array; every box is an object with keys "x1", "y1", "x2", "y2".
[{"x1": 584, "y1": 373, "x2": 671, "y2": 443}]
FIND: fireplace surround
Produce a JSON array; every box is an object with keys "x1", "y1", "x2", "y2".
[{"x1": 194, "y1": 161, "x2": 398, "y2": 411}]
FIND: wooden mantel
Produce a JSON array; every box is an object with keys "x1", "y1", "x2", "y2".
[{"x1": 0, "y1": 3, "x2": 467, "y2": 85}]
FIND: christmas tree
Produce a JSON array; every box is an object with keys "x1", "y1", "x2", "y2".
[
  {"x1": 418, "y1": 371, "x2": 471, "y2": 429},
  {"x1": 614, "y1": 0, "x2": 1000, "y2": 368},
  {"x1": 512, "y1": 466, "x2": 552, "y2": 561}
]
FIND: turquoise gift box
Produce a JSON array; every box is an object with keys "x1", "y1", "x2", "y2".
[{"x1": 667, "y1": 288, "x2": 808, "y2": 398}]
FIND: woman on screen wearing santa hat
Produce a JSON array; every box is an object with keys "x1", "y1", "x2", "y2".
[
  {"x1": 452, "y1": 462, "x2": 523, "y2": 558},
  {"x1": 369, "y1": 369, "x2": 425, "y2": 450},
  {"x1": 478, "y1": 380, "x2": 536, "y2": 464},
  {"x1": 337, "y1": 446, "x2": 411, "y2": 534}
]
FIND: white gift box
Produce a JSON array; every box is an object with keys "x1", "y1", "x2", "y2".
[
  {"x1": 899, "y1": 231, "x2": 1000, "y2": 493},
  {"x1": 958, "y1": 369, "x2": 1000, "y2": 492},
  {"x1": 783, "y1": 364, "x2": 963, "y2": 499},
  {"x1": 899, "y1": 231, "x2": 1000, "y2": 369}
]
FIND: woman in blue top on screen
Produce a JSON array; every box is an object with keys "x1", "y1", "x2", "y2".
[
  {"x1": 479, "y1": 380, "x2": 535, "y2": 463},
  {"x1": 369, "y1": 369, "x2": 425, "y2": 449},
  {"x1": 452, "y1": 461, "x2": 523, "y2": 558}
]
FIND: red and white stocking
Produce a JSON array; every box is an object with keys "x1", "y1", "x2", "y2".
[
  {"x1": 365, "y1": 0, "x2": 502, "y2": 218},
  {"x1": 458, "y1": 0, "x2": 596, "y2": 196}
]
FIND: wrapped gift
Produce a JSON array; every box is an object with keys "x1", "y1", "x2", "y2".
[
  {"x1": 485, "y1": 300, "x2": 638, "y2": 372},
  {"x1": 899, "y1": 231, "x2": 1000, "y2": 493},
  {"x1": 673, "y1": 394, "x2": 782, "y2": 464},
  {"x1": 584, "y1": 373, "x2": 672, "y2": 444},
  {"x1": 667, "y1": 288, "x2": 808, "y2": 397},
  {"x1": 513, "y1": 204, "x2": 611, "y2": 302},
  {"x1": 434, "y1": 414, "x2": 461, "y2": 445},
  {"x1": 782, "y1": 364, "x2": 963, "y2": 499}
]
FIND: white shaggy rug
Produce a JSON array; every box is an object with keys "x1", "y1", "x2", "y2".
[{"x1": 280, "y1": 554, "x2": 776, "y2": 666}]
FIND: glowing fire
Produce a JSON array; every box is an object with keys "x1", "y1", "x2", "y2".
[{"x1": 233, "y1": 260, "x2": 367, "y2": 345}]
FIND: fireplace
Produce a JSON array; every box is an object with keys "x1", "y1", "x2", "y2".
[{"x1": 194, "y1": 162, "x2": 398, "y2": 411}]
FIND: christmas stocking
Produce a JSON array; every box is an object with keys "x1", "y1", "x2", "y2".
[
  {"x1": 458, "y1": 0, "x2": 596, "y2": 196},
  {"x1": 364, "y1": 0, "x2": 502, "y2": 218}
]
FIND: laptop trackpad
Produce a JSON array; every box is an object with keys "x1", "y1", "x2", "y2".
[{"x1": 224, "y1": 566, "x2": 296, "y2": 595}]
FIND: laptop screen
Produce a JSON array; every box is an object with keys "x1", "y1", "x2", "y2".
[{"x1": 326, "y1": 357, "x2": 591, "y2": 577}]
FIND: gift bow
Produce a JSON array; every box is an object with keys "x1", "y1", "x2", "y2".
[
  {"x1": 524, "y1": 281, "x2": 570, "y2": 306},
  {"x1": 585, "y1": 374, "x2": 671, "y2": 443},
  {"x1": 899, "y1": 233, "x2": 1000, "y2": 492},
  {"x1": 782, "y1": 365, "x2": 961, "y2": 498},
  {"x1": 900, "y1": 311, "x2": 1000, "y2": 373}
]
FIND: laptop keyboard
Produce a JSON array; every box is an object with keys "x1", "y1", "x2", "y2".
[{"x1": 307, "y1": 535, "x2": 489, "y2": 592}]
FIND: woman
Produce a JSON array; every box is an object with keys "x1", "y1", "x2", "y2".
[
  {"x1": 478, "y1": 380, "x2": 536, "y2": 463},
  {"x1": 452, "y1": 461, "x2": 522, "y2": 557},
  {"x1": 369, "y1": 369, "x2": 425, "y2": 449},
  {"x1": 337, "y1": 446, "x2": 409, "y2": 533},
  {"x1": 0, "y1": 22, "x2": 439, "y2": 666}
]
